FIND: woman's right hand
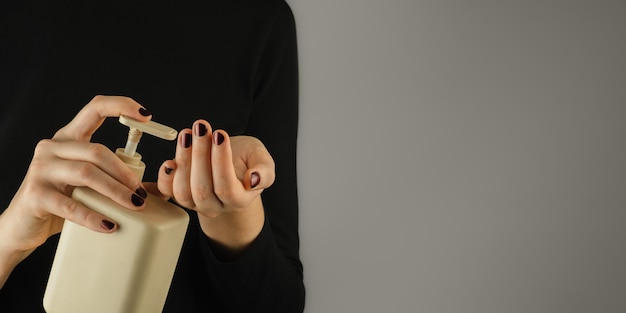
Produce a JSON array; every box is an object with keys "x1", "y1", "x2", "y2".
[{"x1": 0, "y1": 96, "x2": 152, "y2": 280}]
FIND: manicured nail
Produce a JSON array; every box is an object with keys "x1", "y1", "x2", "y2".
[
  {"x1": 165, "y1": 167, "x2": 173, "y2": 175},
  {"x1": 250, "y1": 172, "x2": 260, "y2": 189},
  {"x1": 183, "y1": 133, "x2": 192, "y2": 148},
  {"x1": 136, "y1": 187, "x2": 148, "y2": 199},
  {"x1": 139, "y1": 107, "x2": 152, "y2": 116},
  {"x1": 101, "y1": 220, "x2": 116, "y2": 231},
  {"x1": 195, "y1": 123, "x2": 207, "y2": 137},
  {"x1": 214, "y1": 132, "x2": 224, "y2": 145},
  {"x1": 132, "y1": 194, "x2": 145, "y2": 206}
]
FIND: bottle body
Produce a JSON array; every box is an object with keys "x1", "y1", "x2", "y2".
[{"x1": 43, "y1": 186, "x2": 189, "y2": 313}]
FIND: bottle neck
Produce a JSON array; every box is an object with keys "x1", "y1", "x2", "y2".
[{"x1": 115, "y1": 148, "x2": 146, "y2": 180}]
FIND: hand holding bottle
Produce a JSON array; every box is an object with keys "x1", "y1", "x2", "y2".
[{"x1": 0, "y1": 96, "x2": 152, "y2": 287}]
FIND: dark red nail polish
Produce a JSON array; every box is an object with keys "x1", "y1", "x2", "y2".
[
  {"x1": 101, "y1": 220, "x2": 115, "y2": 230},
  {"x1": 250, "y1": 172, "x2": 260, "y2": 188},
  {"x1": 165, "y1": 167, "x2": 173, "y2": 175},
  {"x1": 132, "y1": 194, "x2": 145, "y2": 206},
  {"x1": 195, "y1": 123, "x2": 207, "y2": 137},
  {"x1": 214, "y1": 132, "x2": 224, "y2": 145},
  {"x1": 139, "y1": 107, "x2": 152, "y2": 116},
  {"x1": 183, "y1": 133, "x2": 192, "y2": 148},
  {"x1": 136, "y1": 187, "x2": 148, "y2": 199}
]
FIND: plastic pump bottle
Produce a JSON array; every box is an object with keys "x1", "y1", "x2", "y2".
[{"x1": 43, "y1": 116, "x2": 190, "y2": 313}]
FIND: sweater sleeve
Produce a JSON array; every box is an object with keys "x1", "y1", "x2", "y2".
[{"x1": 164, "y1": 2, "x2": 305, "y2": 312}]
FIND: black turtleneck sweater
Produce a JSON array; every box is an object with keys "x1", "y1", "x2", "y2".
[{"x1": 0, "y1": 0, "x2": 303, "y2": 312}]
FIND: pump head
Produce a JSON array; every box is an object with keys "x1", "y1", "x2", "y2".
[
  {"x1": 115, "y1": 116, "x2": 178, "y2": 179},
  {"x1": 118, "y1": 115, "x2": 178, "y2": 156}
]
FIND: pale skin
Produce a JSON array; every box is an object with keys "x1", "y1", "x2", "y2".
[{"x1": 0, "y1": 95, "x2": 273, "y2": 288}]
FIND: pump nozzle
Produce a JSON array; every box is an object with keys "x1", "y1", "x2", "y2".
[
  {"x1": 119, "y1": 116, "x2": 178, "y2": 141},
  {"x1": 119, "y1": 115, "x2": 178, "y2": 155},
  {"x1": 116, "y1": 116, "x2": 178, "y2": 179}
]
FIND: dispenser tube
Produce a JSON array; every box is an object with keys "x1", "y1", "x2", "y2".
[{"x1": 123, "y1": 128, "x2": 143, "y2": 156}]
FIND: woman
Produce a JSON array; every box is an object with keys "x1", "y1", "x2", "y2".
[{"x1": 0, "y1": 0, "x2": 304, "y2": 312}]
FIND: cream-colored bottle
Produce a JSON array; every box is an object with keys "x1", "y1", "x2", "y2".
[{"x1": 43, "y1": 116, "x2": 189, "y2": 313}]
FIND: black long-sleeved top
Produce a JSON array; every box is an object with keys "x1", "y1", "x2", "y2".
[{"x1": 0, "y1": 0, "x2": 304, "y2": 312}]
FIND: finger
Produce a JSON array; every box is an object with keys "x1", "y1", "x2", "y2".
[
  {"x1": 156, "y1": 160, "x2": 177, "y2": 199},
  {"x1": 172, "y1": 129, "x2": 195, "y2": 208},
  {"x1": 46, "y1": 159, "x2": 146, "y2": 211},
  {"x1": 190, "y1": 120, "x2": 221, "y2": 211},
  {"x1": 40, "y1": 188, "x2": 119, "y2": 233},
  {"x1": 39, "y1": 139, "x2": 143, "y2": 192},
  {"x1": 241, "y1": 149, "x2": 275, "y2": 191},
  {"x1": 211, "y1": 130, "x2": 255, "y2": 208},
  {"x1": 230, "y1": 136, "x2": 276, "y2": 190},
  {"x1": 53, "y1": 95, "x2": 152, "y2": 142}
]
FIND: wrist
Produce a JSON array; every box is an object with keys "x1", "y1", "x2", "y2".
[
  {"x1": 197, "y1": 198, "x2": 265, "y2": 260},
  {"x1": 0, "y1": 213, "x2": 32, "y2": 289}
]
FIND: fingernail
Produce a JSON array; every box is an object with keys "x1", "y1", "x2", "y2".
[
  {"x1": 139, "y1": 107, "x2": 152, "y2": 116},
  {"x1": 183, "y1": 133, "x2": 192, "y2": 148},
  {"x1": 214, "y1": 132, "x2": 224, "y2": 145},
  {"x1": 195, "y1": 123, "x2": 207, "y2": 137},
  {"x1": 101, "y1": 219, "x2": 116, "y2": 231},
  {"x1": 132, "y1": 194, "x2": 145, "y2": 206},
  {"x1": 136, "y1": 187, "x2": 148, "y2": 199},
  {"x1": 250, "y1": 172, "x2": 260, "y2": 189},
  {"x1": 165, "y1": 167, "x2": 173, "y2": 175}
]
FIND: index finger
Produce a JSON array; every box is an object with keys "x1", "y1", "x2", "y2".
[{"x1": 53, "y1": 95, "x2": 152, "y2": 142}]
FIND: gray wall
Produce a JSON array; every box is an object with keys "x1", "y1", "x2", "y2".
[{"x1": 290, "y1": 1, "x2": 626, "y2": 312}]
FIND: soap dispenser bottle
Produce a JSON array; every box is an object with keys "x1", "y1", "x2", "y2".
[{"x1": 43, "y1": 116, "x2": 190, "y2": 313}]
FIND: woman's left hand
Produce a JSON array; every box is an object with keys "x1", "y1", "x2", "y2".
[{"x1": 151, "y1": 120, "x2": 275, "y2": 256}]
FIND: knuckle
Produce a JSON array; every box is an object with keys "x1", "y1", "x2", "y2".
[
  {"x1": 89, "y1": 95, "x2": 108, "y2": 116},
  {"x1": 19, "y1": 183, "x2": 45, "y2": 205},
  {"x1": 86, "y1": 143, "x2": 109, "y2": 160},
  {"x1": 91, "y1": 95, "x2": 104, "y2": 102},
  {"x1": 60, "y1": 197, "x2": 81, "y2": 221},
  {"x1": 192, "y1": 184, "x2": 214, "y2": 202},
  {"x1": 247, "y1": 136, "x2": 263, "y2": 146},
  {"x1": 76, "y1": 162, "x2": 95, "y2": 180},
  {"x1": 91, "y1": 95, "x2": 108, "y2": 118},
  {"x1": 29, "y1": 158, "x2": 47, "y2": 173},
  {"x1": 213, "y1": 185, "x2": 234, "y2": 201},
  {"x1": 122, "y1": 171, "x2": 138, "y2": 187},
  {"x1": 33, "y1": 139, "x2": 53, "y2": 157},
  {"x1": 173, "y1": 190, "x2": 194, "y2": 208}
]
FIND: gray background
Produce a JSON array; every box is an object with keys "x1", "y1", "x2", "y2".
[{"x1": 289, "y1": 0, "x2": 625, "y2": 312}]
